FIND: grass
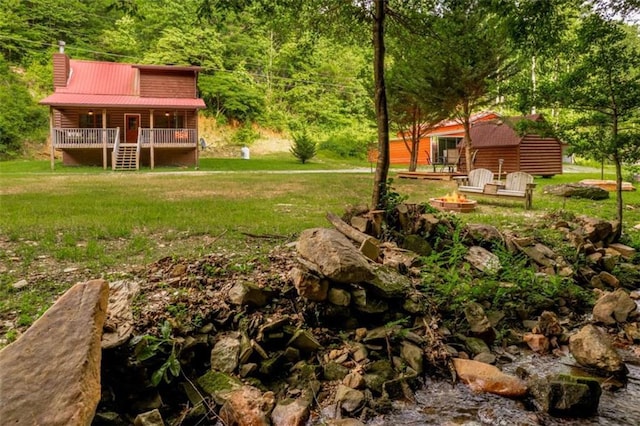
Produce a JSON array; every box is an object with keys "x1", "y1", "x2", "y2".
[{"x1": 1, "y1": 154, "x2": 640, "y2": 344}]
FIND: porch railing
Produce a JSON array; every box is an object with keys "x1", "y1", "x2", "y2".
[
  {"x1": 52, "y1": 128, "x2": 119, "y2": 148},
  {"x1": 139, "y1": 128, "x2": 197, "y2": 146}
]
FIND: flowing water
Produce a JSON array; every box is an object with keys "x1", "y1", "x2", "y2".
[{"x1": 369, "y1": 350, "x2": 640, "y2": 426}]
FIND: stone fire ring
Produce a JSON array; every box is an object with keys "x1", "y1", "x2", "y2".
[{"x1": 429, "y1": 197, "x2": 477, "y2": 213}]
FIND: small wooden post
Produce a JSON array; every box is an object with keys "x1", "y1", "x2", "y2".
[
  {"x1": 194, "y1": 112, "x2": 199, "y2": 170},
  {"x1": 149, "y1": 110, "x2": 154, "y2": 171},
  {"x1": 49, "y1": 108, "x2": 55, "y2": 170},
  {"x1": 102, "y1": 109, "x2": 107, "y2": 170}
]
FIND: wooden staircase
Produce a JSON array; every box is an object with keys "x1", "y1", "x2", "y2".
[{"x1": 112, "y1": 144, "x2": 138, "y2": 171}]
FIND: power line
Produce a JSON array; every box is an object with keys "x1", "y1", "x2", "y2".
[
  {"x1": 7, "y1": 20, "x2": 369, "y2": 85},
  {"x1": 0, "y1": 35, "x2": 370, "y2": 94}
]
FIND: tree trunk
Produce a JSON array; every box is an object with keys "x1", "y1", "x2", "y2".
[
  {"x1": 409, "y1": 107, "x2": 420, "y2": 172},
  {"x1": 462, "y1": 100, "x2": 473, "y2": 173},
  {"x1": 615, "y1": 156, "x2": 623, "y2": 226},
  {"x1": 371, "y1": 0, "x2": 390, "y2": 209},
  {"x1": 613, "y1": 115, "x2": 623, "y2": 237}
]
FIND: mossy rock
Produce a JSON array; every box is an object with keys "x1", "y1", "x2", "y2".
[
  {"x1": 196, "y1": 371, "x2": 243, "y2": 405},
  {"x1": 528, "y1": 373, "x2": 602, "y2": 416}
]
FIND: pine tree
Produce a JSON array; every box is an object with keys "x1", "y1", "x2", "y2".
[{"x1": 290, "y1": 130, "x2": 317, "y2": 164}]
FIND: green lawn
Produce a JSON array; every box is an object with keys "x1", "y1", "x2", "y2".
[{"x1": 1, "y1": 157, "x2": 639, "y2": 343}]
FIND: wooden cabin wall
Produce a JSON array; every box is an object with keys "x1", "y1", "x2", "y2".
[
  {"x1": 458, "y1": 147, "x2": 519, "y2": 174},
  {"x1": 53, "y1": 108, "x2": 198, "y2": 130},
  {"x1": 139, "y1": 71, "x2": 196, "y2": 98},
  {"x1": 458, "y1": 136, "x2": 563, "y2": 176},
  {"x1": 520, "y1": 136, "x2": 563, "y2": 176},
  {"x1": 62, "y1": 149, "x2": 106, "y2": 166},
  {"x1": 62, "y1": 148, "x2": 197, "y2": 167},
  {"x1": 140, "y1": 148, "x2": 196, "y2": 166}
]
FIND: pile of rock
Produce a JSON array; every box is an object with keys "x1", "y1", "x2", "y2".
[{"x1": 2, "y1": 205, "x2": 639, "y2": 425}]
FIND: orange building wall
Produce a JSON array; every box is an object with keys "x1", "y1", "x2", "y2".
[{"x1": 389, "y1": 138, "x2": 432, "y2": 165}]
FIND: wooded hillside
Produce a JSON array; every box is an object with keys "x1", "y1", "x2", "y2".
[{"x1": 1, "y1": 0, "x2": 639, "y2": 167}]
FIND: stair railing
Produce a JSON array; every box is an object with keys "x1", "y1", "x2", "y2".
[
  {"x1": 136, "y1": 127, "x2": 142, "y2": 170},
  {"x1": 112, "y1": 128, "x2": 121, "y2": 171}
]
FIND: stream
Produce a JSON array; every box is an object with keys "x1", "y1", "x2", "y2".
[{"x1": 369, "y1": 350, "x2": 640, "y2": 426}]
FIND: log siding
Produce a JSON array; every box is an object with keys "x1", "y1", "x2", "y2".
[{"x1": 139, "y1": 70, "x2": 197, "y2": 98}]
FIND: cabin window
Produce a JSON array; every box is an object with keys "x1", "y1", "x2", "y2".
[
  {"x1": 436, "y1": 137, "x2": 461, "y2": 161},
  {"x1": 79, "y1": 113, "x2": 103, "y2": 128},
  {"x1": 156, "y1": 112, "x2": 185, "y2": 128}
]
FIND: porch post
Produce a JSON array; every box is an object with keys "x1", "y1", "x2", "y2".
[
  {"x1": 49, "y1": 107, "x2": 55, "y2": 170},
  {"x1": 149, "y1": 109, "x2": 155, "y2": 170},
  {"x1": 102, "y1": 108, "x2": 107, "y2": 170},
  {"x1": 194, "y1": 110, "x2": 199, "y2": 170}
]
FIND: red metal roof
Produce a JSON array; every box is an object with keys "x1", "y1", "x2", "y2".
[
  {"x1": 467, "y1": 115, "x2": 559, "y2": 147},
  {"x1": 391, "y1": 111, "x2": 500, "y2": 142},
  {"x1": 40, "y1": 59, "x2": 205, "y2": 108},
  {"x1": 469, "y1": 120, "x2": 523, "y2": 147},
  {"x1": 425, "y1": 111, "x2": 500, "y2": 137}
]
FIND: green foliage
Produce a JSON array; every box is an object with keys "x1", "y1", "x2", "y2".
[
  {"x1": 420, "y1": 232, "x2": 593, "y2": 329},
  {"x1": 0, "y1": 57, "x2": 48, "y2": 158},
  {"x1": 130, "y1": 320, "x2": 181, "y2": 386},
  {"x1": 199, "y1": 71, "x2": 265, "y2": 122},
  {"x1": 231, "y1": 122, "x2": 260, "y2": 146},
  {"x1": 319, "y1": 126, "x2": 374, "y2": 159},
  {"x1": 540, "y1": 13, "x2": 640, "y2": 223},
  {"x1": 290, "y1": 129, "x2": 317, "y2": 164},
  {"x1": 380, "y1": 178, "x2": 408, "y2": 214},
  {"x1": 511, "y1": 117, "x2": 556, "y2": 138}
]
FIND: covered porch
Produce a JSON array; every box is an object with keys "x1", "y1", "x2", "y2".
[{"x1": 47, "y1": 107, "x2": 201, "y2": 170}]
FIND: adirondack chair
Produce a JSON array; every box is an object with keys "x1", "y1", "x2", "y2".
[
  {"x1": 455, "y1": 168, "x2": 494, "y2": 193},
  {"x1": 495, "y1": 171, "x2": 536, "y2": 209}
]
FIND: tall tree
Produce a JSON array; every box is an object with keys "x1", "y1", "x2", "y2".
[
  {"x1": 387, "y1": 32, "x2": 449, "y2": 172},
  {"x1": 426, "y1": 0, "x2": 515, "y2": 172},
  {"x1": 545, "y1": 13, "x2": 640, "y2": 228},
  {"x1": 197, "y1": 0, "x2": 394, "y2": 209},
  {"x1": 504, "y1": 0, "x2": 577, "y2": 115},
  {"x1": 371, "y1": 0, "x2": 390, "y2": 208}
]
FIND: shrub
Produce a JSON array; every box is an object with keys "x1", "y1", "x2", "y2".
[
  {"x1": 231, "y1": 122, "x2": 260, "y2": 146},
  {"x1": 318, "y1": 126, "x2": 374, "y2": 159},
  {"x1": 290, "y1": 130, "x2": 317, "y2": 164}
]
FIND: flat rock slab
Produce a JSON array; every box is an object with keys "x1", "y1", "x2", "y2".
[
  {"x1": 579, "y1": 179, "x2": 636, "y2": 192},
  {"x1": 453, "y1": 358, "x2": 527, "y2": 398},
  {"x1": 297, "y1": 228, "x2": 374, "y2": 284},
  {"x1": 0, "y1": 279, "x2": 109, "y2": 425}
]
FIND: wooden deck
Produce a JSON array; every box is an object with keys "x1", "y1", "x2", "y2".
[{"x1": 396, "y1": 171, "x2": 466, "y2": 181}]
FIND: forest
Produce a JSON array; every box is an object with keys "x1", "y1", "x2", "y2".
[{"x1": 1, "y1": 0, "x2": 639, "y2": 171}]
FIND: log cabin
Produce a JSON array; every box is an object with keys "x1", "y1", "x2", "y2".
[
  {"x1": 40, "y1": 42, "x2": 206, "y2": 170},
  {"x1": 457, "y1": 114, "x2": 564, "y2": 177},
  {"x1": 387, "y1": 111, "x2": 499, "y2": 168}
]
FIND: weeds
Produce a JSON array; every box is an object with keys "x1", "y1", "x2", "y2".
[{"x1": 130, "y1": 320, "x2": 181, "y2": 387}]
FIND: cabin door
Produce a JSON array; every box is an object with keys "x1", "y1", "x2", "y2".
[{"x1": 125, "y1": 114, "x2": 140, "y2": 143}]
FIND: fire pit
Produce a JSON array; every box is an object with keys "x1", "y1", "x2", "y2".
[{"x1": 429, "y1": 191, "x2": 477, "y2": 213}]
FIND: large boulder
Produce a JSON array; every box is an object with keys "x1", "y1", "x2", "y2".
[
  {"x1": 543, "y1": 184, "x2": 609, "y2": 200},
  {"x1": 0, "y1": 279, "x2": 109, "y2": 425},
  {"x1": 569, "y1": 325, "x2": 626, "y2": 375},
  {"x1": 297, "y1": 228, "x2": 374, "y2": 284}
]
